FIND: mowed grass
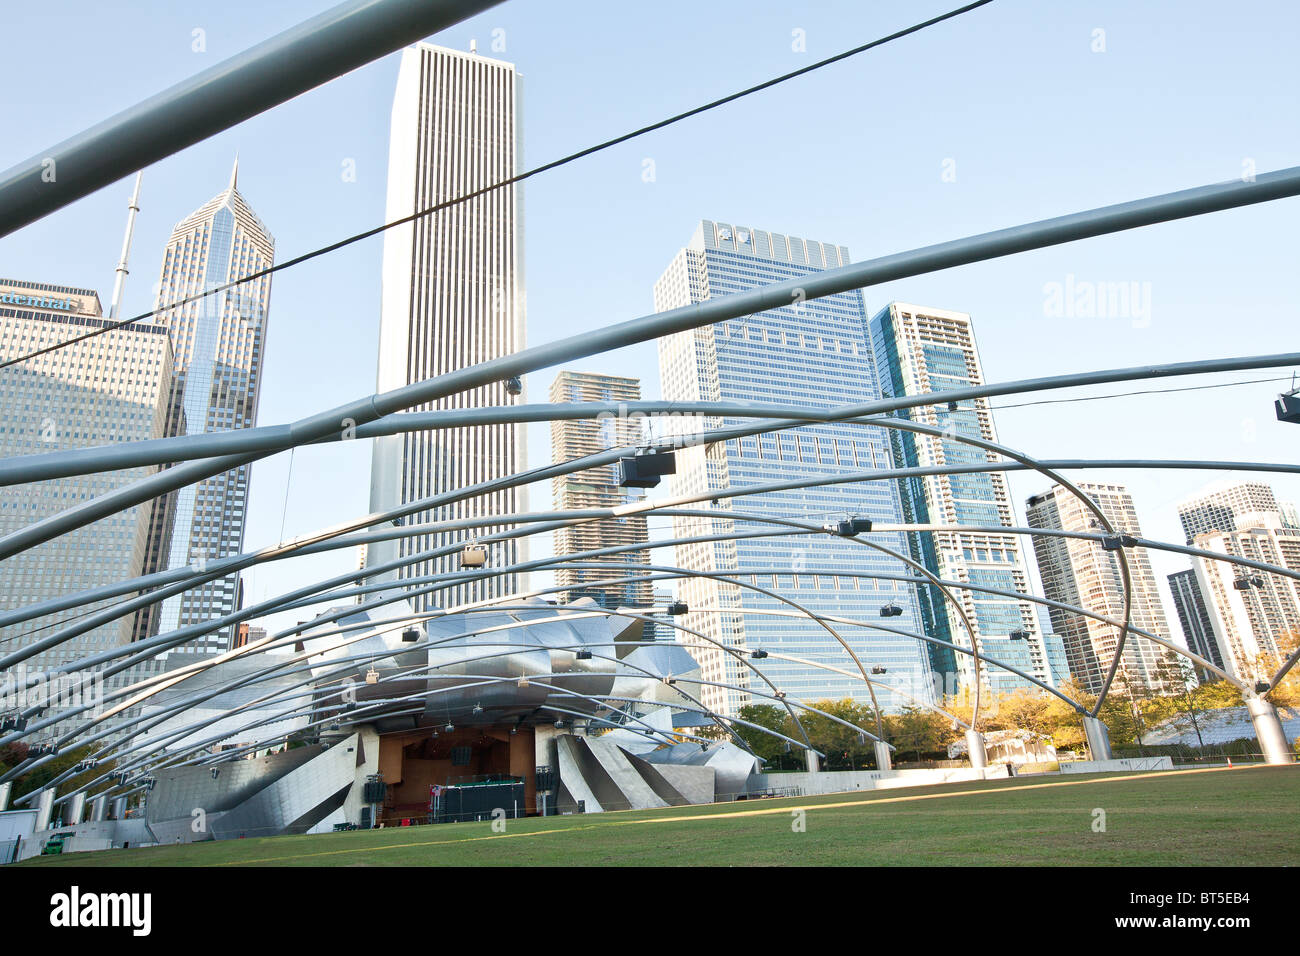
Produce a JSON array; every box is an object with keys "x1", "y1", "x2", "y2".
[{"x1": 20, "y1": 765, "x2": 1300, "y2": 867}]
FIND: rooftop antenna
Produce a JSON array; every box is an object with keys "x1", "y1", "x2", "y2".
[{"x1": 108, "y1": 172, "x2": 143, "y2": 320}]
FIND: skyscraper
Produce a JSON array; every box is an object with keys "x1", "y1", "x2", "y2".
[
  {"x1": 146, "y1": 163, "x2": 275, "y2": 656},
  {"x1": 1189, "y1": 512, "x2": 1300, "y2": 684},
  {"x1": 367, "y1": 43, "x2": 526, "y2": 612},
  {"x1": 1177, "y1": 480, "x2": 1289, "y2": 544},
  {"x1": 1167, "y1": 567, "x2": 1223, "y2": 682},
  {"x1": 1169, "y1": 480, "x2": 1297, "y2": 684},
  {"x1": 548, "y1": 371, "x2": 653, "y2": 610},
  {"x1": 0, "y1": 278, "x2": 175, "y2": 738},
  {"x1": 870, "y1": 302, "x2": 1053, "y2": 695},
  {"x1": 1025, "y1": 482, "x2": 1176, "y2": 694},
  {"x1": 654, "y1": 220, "x2": 931, "y2": 717}
]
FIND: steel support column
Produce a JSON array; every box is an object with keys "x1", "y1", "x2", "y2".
[
  {"x1": 35, "y1": 788, "x2": 54, "y2": 831},
  {"x1": 873, "y1": 741, "x2": 893, "y2": 772},
  {"x1": 1246, "y1": 696, "x2": 1295, "y2": 765},
  {"x1": 1083, "y1": 715, "x2": 1113, "y2": 761}
]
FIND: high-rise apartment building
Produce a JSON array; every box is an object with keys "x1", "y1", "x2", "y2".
[
  {"x1": 1169, "y1": 480, "x2": 1298, "y2": 684},
  {"x1": 1025, "y1": 482, "x2": 1176, "y2": 694},
  {"x1": 367, "y1": 43, "x2": 526, "y2": 612},
  {"x1": 654, "y1": 220, "x2": 931, "y2": 717},
  {"x1": 548, "y1": 371, "x2": 653, "y2": 610},
  {"x1": 144, "y1": 163, "x2": 275, "y2": 657},
  {"x1": 0, "y1": 279, "x2": 175, "y2": 738},
  {"x1": 1167, "y1": 567, "x2": 1223, "y2": 682},
  {"x1": 1177, "y1": 480, "x2": 1288, "y2": 544},
  {"x1": 1190, "y1": 512, "x2": 1300, "y2": 684},
  {"x1": 870, "y1": 302, "x2": 1053, "y2": 695}
]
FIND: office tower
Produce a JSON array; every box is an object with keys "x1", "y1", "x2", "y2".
[
  {"x1": 870, "y1": 302, "x2": 1053, "y2": 695},
  {"x1": 1025, "y1": 482, "x2": 1177, "y2": 695},
  {"x1": 146, "y1": 162, "x2": 275, "y2": 656},
  {"x1": 1189, "y1": 512, "x2": 1300, "y2": 684},
  {"x1": 0, "y1": 279, "x2": 175, "y2": 738},
  {"x1": 367, "y1": 43, "x2": 526, "y2": 611},
  {"x1": 654, "y1": 220, "x2": 931, "y2": 717},
  {"x1": 548, "y1": 371, "x2": 654, "y2": 610},
  {"x1": 1177, "y1": 480, "x2": 1287, "y2": 544},
  {"x1": 1167, "y1": 568, "x2": 1223, "y2": 682}
]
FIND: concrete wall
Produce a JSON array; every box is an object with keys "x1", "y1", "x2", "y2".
[
  {"x1": 1058, "y1": 756, "x2": 1173, "y2": 773},
  {"x1": 747, "y1": 765, "x2": 1011, "y2": 796}
]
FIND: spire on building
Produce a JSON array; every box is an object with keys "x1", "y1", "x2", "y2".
[
  {"x1": 229, "y1": 155, "x2": 239, "y2": 193},
  {"x1": 109, "y1": 172, "x2": 143, "y2": 320}
]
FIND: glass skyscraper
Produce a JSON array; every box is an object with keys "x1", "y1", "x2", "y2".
[
  {"x1": 145, "y1": 162, "x2": 275, "y2": 656},
  {"x1": 870, "y1": 302, "x2": 1054, "y2": 696},
  {"x1": 654, "y1": 221, "x2": 932, "y2": 717}
]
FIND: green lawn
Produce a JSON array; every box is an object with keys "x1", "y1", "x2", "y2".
[{"x1": 19, "y1": 765, "x2": 1299, "y2": 867}]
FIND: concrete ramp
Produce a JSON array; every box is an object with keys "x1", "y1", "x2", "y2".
[
  {"x1": 583, "y1": 739, "x2": 669, "y2": 811},
  {"x1": 555, "y1": 734, "x2": 606, "y2": 813},
  {"x1": 555, "y1": 735, "x2": 723, "y2": 812}
]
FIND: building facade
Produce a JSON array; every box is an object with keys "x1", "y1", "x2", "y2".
[
  {"x1": 0, "y1": 279, "x2": 175, "y2": 737},
  {"x1": 1190, "y1": 512, "x2": 1300, "y2": 684},
  {"x1": 1169, "y1": 480, "x2": 1298, "y2": 685},
  {"x1": 367, "y1": 43, "x2": 526, "y2": 612},
  {"x1": 142, "y1": 164, "x2": 275, "y2": 658},
  {"x1": 548, "y1": 371, "x2": 654, "y2": 610},
  {"x1": 1167, "y1": 567, "x2": 1223, "y2": 683},
  {"x1": 1025, "y1": 481, "x2": 1177, "y2": 695},
  {"x1": 870, "y1": 302, "x2": 1054, "y2": 695},
  {"x1": 654, "y1": 220, "x2": 931, "y2": 717},
  {"x1": 1177, "y1": 480, "x2": 1288, "y2": 544}
]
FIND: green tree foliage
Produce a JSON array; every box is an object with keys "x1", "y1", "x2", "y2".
[
  {"x1": 799, "y1": 699, "x2": 880, "y2": 770},
  {"x1": 1, "y1": 743, "x2": 116, "y2": 802},
  {"x1": 733, "y1": 703, "x2": 793, "y2": 766},
  {"x1": 885, "y1": 705, "x2": 952, "y2": 762}
]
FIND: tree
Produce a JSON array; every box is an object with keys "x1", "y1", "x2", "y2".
[
  {"x1": 5, "y1": 743, "x2": 115, "y2": 802},
  {"x1": 885, "y1": 705, "x2": 951, "y2": 763},
  {"x1": 799, "y1": 699, "x2": 876, "y2": 771},
  {"x1": 732, "y1": 704, "x2": 794, "y2": 767}
]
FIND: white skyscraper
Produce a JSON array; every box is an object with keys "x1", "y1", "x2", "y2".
[
  {"x1": 1177, "y1": 480, "x2": 1291, "y2": 544},
  {"x1": 1025, "y1": 482, "x2": 1177, "y2": 695},
  {"x1": 367, "y1": 43, "x2": 526, "y2": 611},
  {"x1": 1187, "y1": 511, "x2": 1300, "y2": 685}
]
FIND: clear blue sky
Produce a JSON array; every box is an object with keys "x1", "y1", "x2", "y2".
[{"x1": 2, "y1": 0, "x2": 1298, "y2": 640}]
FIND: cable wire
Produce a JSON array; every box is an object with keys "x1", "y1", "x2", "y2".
[{"x1": 0, "y1": 0, "x2": 994, "y2": 372}]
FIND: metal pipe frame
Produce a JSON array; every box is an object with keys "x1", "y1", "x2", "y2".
[
  {"x1": 0, "y1": 0, "x2": 505, "y2": 236},
  {"x1": 5, "y1": 160, "x2": 1300, "y2": 558},
  {"x1": 3, "y1": 401, "x2": 1247, "y2": 688},
  {"x1": 13, "y1": 566, "x2": 985, "y2": 795},
  {"x1": 6, "y1": 99, "x2": 1300, "y2": 802}
]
